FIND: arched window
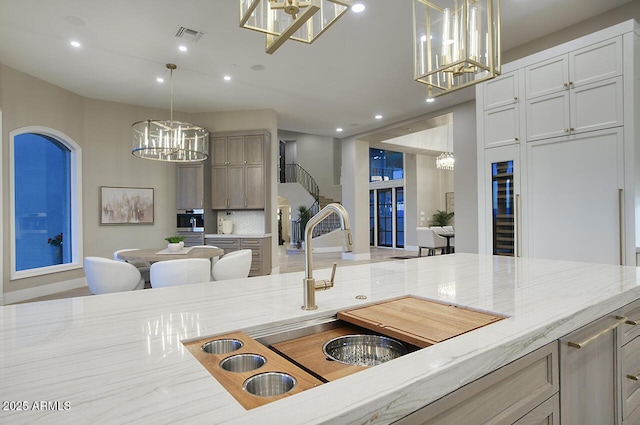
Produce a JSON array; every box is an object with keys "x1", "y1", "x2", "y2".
[{"x1": 10, "y1": 127, "x2": 83, "y2": 279}]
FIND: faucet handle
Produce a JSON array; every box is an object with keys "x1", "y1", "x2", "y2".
[
  {"x1": 330, "y1": 262, "x2": 337, "y2": 283},
  {"x1": 314, "y1": 263, "x2": 338, "y2": 291}
]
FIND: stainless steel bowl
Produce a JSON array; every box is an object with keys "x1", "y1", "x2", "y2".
[
  {"x1": 323, "y1": 334, "x2": 408, "y2": 367},
  {"x1": 201, "y1": 338, "x2": 243, "y2": 354},
  {"x1": 220, "y1": 354, "x2": 266, "y2": 373},
  {"x1": 243, "y1": 372, "x2": 297, "y2": 397}
]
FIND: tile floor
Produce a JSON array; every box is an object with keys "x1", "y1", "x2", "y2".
[{"x1": 12, "y1": 246, "x2": 419, "y2": 304}]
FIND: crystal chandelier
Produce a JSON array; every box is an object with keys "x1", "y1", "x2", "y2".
[
  {"x1": 239, "y1": 0, "x2": 352, "y2": 54},
  {"x1": 132, "y1": 64, "x2": 209, "y2": 162},
  {"x1": 413, "y1": 0, "x2": 501, "y2": 97},
  {"x1": 436, "y1": 152, "x2": 455, "y2": 170}
]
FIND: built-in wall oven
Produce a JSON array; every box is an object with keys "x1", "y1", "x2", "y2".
[
  {"x1": 177, "y1": 209, "x2": 205, "y2": 232},
  {"x1": 177, "y1": 209, "x2": 205, "y2": 246}
]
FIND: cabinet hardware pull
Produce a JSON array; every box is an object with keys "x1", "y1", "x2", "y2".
[
  {"x1": 569, "y1": 127, "x2": 575, "y2": 132},
  {"x1": 515, "y1": 194, "x2": 521, "y2": 257},
  {"x1": 619, "y1": 188, "x2": 624, "y2": 265},
  {"x1": 564, "y1": 82, "x2": 569, "y2": 88},
  {"x1": 514, "y1": 137, "x2": 519, "y2": 141},
  {"x1": 514, "y1": 97, "x2": 518, "y2": 101},
  {"x1": 626, "y1": 319, "x2": 638, "y2": 326},
  {"x1": 567, "y1": 316, "x2": 628, "y2": 349},
  {"x1": 564, "y1": 128, "x2": 570, "y2": 133},
  {"x1": 627, "y1": 374, "x2": 640, "y2": 381}
]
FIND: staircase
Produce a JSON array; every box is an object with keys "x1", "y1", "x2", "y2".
[{"x1": 278, "y1": 163, "x2": 342, "y2": 248}]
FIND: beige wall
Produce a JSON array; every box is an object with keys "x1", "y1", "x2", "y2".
[
  {"x1": 1, "y1": 64, "x2": 278, "y2": 296},
  {"x1": 504, "y1": 1, "x2": 640, "y2": 63}
]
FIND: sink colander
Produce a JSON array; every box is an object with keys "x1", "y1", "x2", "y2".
[{"x1": 322, "y1": 334, "x2": 408, "y2": 367}]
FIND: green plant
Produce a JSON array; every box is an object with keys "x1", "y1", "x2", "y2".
[
  {"x1": 431, "y1": 210, "x2": 454, "y2": 226},
  {"x1": 298, "y1": 205, "x2": 313, "y2": 241},
  {"x1": 165, "y1": 235, "x2": 185, "y2": 244},
  {"x1": 47, "y1": 232, "x2": 63, "y2": 247}
]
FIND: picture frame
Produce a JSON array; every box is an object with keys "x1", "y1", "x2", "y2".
[
  {"x1": 445, "y1": 192, "x2": 455, "y2": 214},
  {"x1": 100, "y1": 186, "x2": 154, "y2": 225}
]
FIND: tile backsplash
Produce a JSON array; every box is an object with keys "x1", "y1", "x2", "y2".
[{"x1": 217, "y1": 210, "x2": 265, "y2": 234}]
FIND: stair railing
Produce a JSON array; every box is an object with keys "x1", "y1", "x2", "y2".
[{"x1": 279, "y1": 164, "x2": 320, "y2": 202}]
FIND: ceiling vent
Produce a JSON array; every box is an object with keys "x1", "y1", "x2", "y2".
[{"x1": 175, "y1": 26, "x2": 204, "y2": 42}]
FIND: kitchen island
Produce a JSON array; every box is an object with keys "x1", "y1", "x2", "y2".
[{"x1": 1, "y1": 253, "x2": 639, "y2": 424}]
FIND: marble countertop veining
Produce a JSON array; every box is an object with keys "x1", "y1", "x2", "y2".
[{"x1": 1, "y1": 254, "x2": 639, "y2": 424}]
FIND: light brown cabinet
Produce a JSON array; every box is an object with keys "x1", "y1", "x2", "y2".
[
  {"x1": 176, "y1": 163, "x2": 204, "y2": 209},
  {"x1": 559, "y1": 312, "x2": 626, "y2": 425},
  {"x1": 394, "y1": 342, "x2": 558, "y2": 425},
  {"x1": 206, "y1": 236, "x2": 271, "y2": 276},
  {"x1": 210, "y1": 132, "x2": 267, "y2": 210}
]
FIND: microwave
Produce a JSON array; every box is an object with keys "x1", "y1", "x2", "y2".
[{"x1": 177, "y1": 209, "x2": 205, "y2": 232}]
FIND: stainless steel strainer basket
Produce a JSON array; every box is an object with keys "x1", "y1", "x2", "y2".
[{"x1": 322, "y1": 334, "x2": 408, "y2": 367}]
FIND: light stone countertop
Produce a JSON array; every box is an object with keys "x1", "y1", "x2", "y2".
[{"x1": 1, "y1": 253, "x2": 639, "y2": 424}]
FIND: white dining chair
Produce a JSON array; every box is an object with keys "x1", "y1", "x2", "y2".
[
  {"x1": 211, "y1": 249, "x2": 252, "y2": 281},
  {"x1": 113, "y1": 248, "x2": 150, "y2": 282},
  {"x1": 416, "y1": 227, "x2": 447, "y2": 257},
  {"x1": 84, "y1": 257, "x2": 145, "y2": 295},
  {"x1": 150, "y1": 258, "x2": 212, "y2": 288}
]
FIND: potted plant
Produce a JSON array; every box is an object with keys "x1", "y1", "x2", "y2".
[
  {"x1": 47, "y1": 232, "x2": 63, "y2": 264},
  {"x1": 431, "y1": 210, "x2": 454, "y2": 227},
  {"x1": 297, "y1": 205, "x2": 313, "y2": 243},
  {"x1": 165, "y1": 235, "x2": 185, "y2": 252}
]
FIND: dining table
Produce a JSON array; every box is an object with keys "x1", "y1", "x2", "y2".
[{"x1": 116, "y1": 246, "x2": 225, "y2": 263}]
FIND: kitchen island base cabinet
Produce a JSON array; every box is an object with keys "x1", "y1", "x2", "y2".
[
  {"x1": 559, "y1": 313, "x2": 625, "y2": 425},
  {"x1": 393, "y1": 342, "x2": 558, "y2": 425}
]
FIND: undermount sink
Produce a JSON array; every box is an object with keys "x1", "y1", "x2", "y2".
[{"x1": 183, "y1": 296, "x2": 506, "y2": 409}]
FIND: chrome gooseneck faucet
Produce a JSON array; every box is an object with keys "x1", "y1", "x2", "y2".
[{"x1": 302, "y1": 203, "x2": 353, "y2": 310}]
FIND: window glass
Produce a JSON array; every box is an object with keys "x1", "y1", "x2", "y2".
[
  {"x1": 14, "y1": 133, "x2": 72, "y2": 270},
  {"x1": 369, "y1": 148, "x2": 404, "y2": 181}
]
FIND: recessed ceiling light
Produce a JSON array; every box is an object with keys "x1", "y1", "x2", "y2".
[
  {"x1": 156, "y1": 77, "x2": 164, "y2": 83},
  {"x1": 251, "y1": 64, "x2": 266, "y2": 71},
  {"x1": 70, "y1": 40, "x2": 81, "y2": 48},
  {"x1": 352, "y1": 3, "x2": 365, "y2": 13},
  {"x1": 336, "y1": 128, "x2": 344, "y2": 132},
  {"x1": 375, "y1": 114, "x2": 383, "y2": 120},
  {"x1": 224, "y1": 75, "x2": 231, "y2": 81},
  {"x1": 426, "y1": 97, "x2": 435, "y2": 103},
  {"x1": 178, "y1": 45, "x2": 188, "y2": 52}
]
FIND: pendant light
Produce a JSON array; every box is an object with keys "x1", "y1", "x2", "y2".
[{"x1": 132, "y1": 64, "x2": 209, "y2": 162}]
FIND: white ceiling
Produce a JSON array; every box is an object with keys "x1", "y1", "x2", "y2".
[{"x1": 0, "y1": 0, "x2": 633, "y2": 139}]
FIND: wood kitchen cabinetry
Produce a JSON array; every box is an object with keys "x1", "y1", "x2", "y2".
[
  {"x1": 394, "y1": 342, "x2": 559, "y2": 425},
  {"x1": 176, "y1": 163, "x2": 204, "y2": 209},
  {"x1": 476, "y1": 22, "x2": 637, "y2": 266},
  {"x1": 206, "y1": 236, "x2": 271, "y2": 276},
  {"x1": 210, "y1": 131, "x2": 268, "y2": 210}
]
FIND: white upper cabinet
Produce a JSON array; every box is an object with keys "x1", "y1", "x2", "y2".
[
  {"x1": 525, "y1": 37, "x2": 622, "y2": 99},
  {"x1": 525, "y1": 36, "x2": 623, "y2": 142},
  {"x1": 483, "y1": 71, "x2": 519, "y2": 110},
  {"x1": 525, "y1": 55, "x2": 569, "y2": 99},
  {"x1": 484, "y1": 104, "x2": 521, "y2": 147},
  {"x1": 569, "y1": 37, "x2": 623, "y2": 87}
]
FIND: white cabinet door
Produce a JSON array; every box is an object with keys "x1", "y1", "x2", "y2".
[
  {"x1": 525, "y1": 55, "x2": 568, "y2": 99},
  {"x1": 571, "y1": 76, "x2": 623, "y2": 134},
  {"x1": 483, "y1": 71, "x2": 519, "y2": 110},
  {"x1": 484, "y1": 104, "x2": 521, "y2": 147},
  {"x1": 525, "y1": 91, "x2": 570, "y2": 141},
  {"x1": 569, "y1": 37, "x2": 622, "y2": 87},
  {"x1": 525, "y1": 128, "x2": 623, "y2": 265}
]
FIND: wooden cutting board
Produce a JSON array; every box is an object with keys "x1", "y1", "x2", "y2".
[
  {"x1": 337, "y1": 296, "x2": 504, "y2": 348},
  {"x1": 271, "y1": 323, "x2": 369, "y2": 382}
]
